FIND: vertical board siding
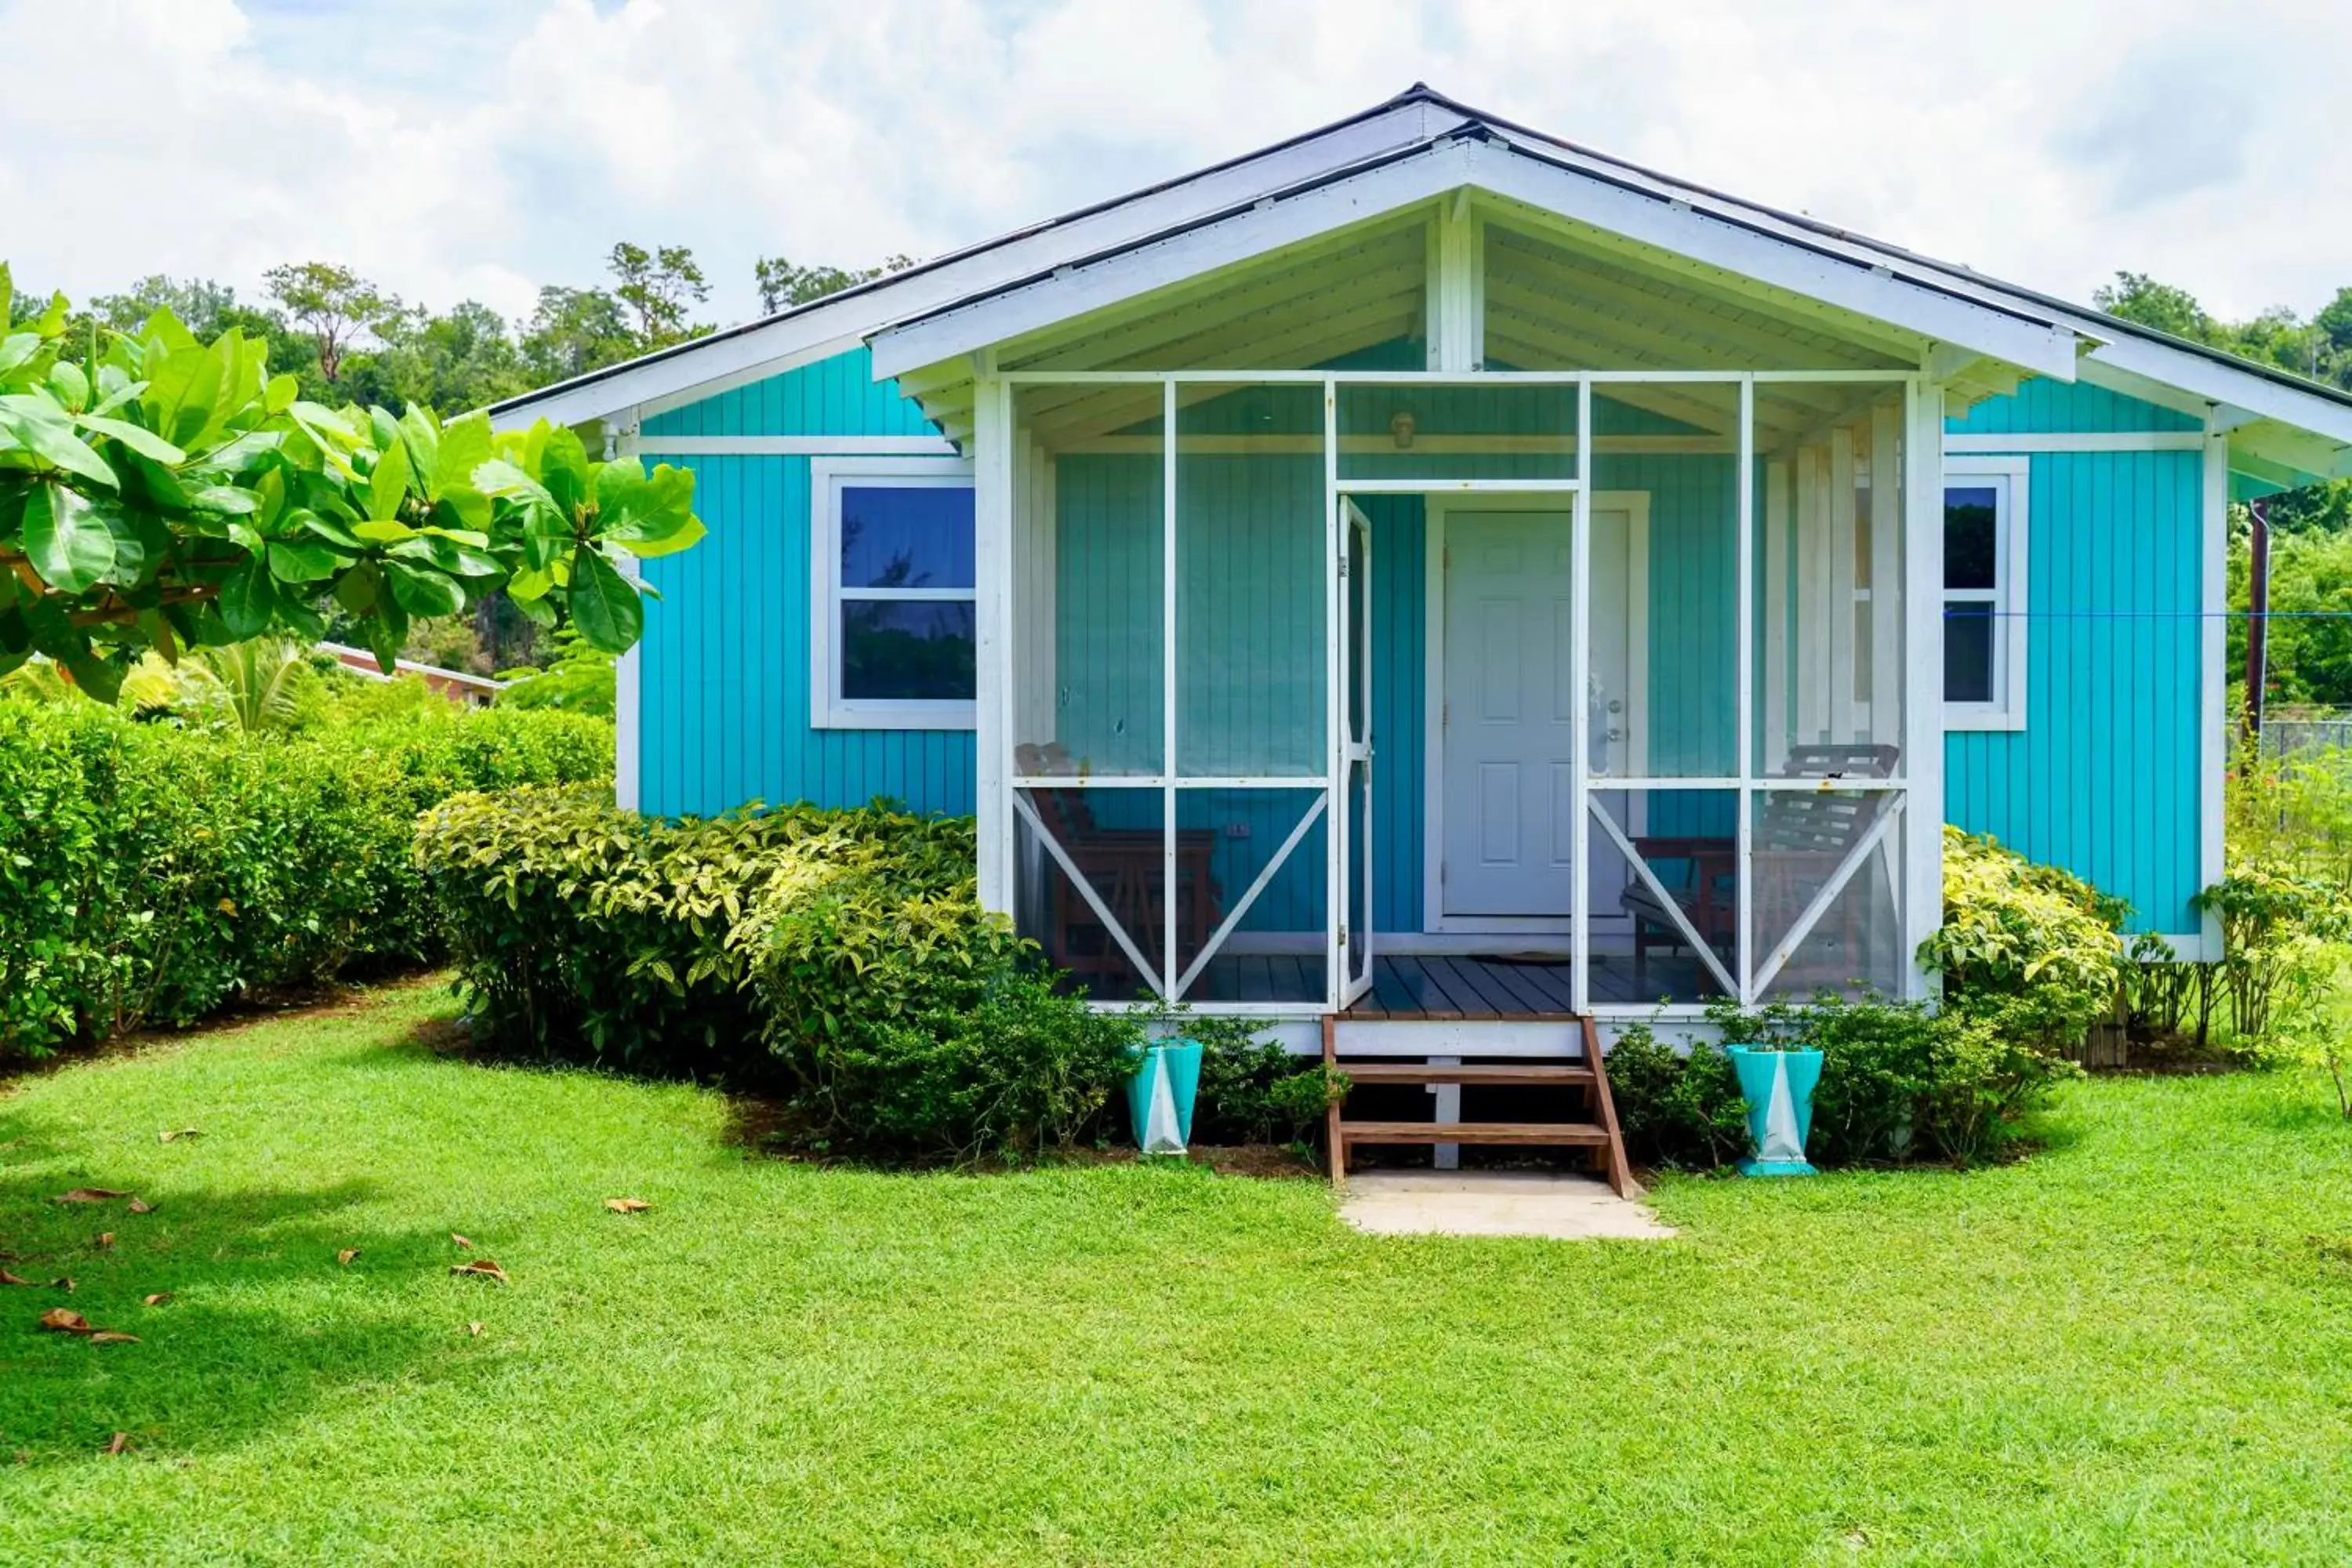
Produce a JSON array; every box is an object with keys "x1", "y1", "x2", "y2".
[
  {"x1": 1942, "y1": 450, "x2": 2203, "y2": 931},
  {"x1": 640, "y1": 347, "x2": 938, "y2": 439},
  {"x1": 631, "y1": 348, "x2": 974, "y2": 821},
  {"x1": 1944, "y1": 377, "x2": 2201, "y2": 436}
]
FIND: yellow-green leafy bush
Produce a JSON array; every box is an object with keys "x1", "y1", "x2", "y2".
[{"x1": 0, "y1": 697, "x2": 608, "y2": 1058}]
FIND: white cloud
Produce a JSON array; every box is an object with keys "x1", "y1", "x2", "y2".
[{"x1": 2, "y1": 0, "x2": 2346, "y2": 333}]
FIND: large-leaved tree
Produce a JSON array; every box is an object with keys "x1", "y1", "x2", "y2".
[{"x1": 0, "y1": 264, "x2": 704, "y2": 700}]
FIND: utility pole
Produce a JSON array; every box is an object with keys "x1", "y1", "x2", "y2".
[{"x1": 2245, "y1": 495, "x2": 2271, "y2": 742}]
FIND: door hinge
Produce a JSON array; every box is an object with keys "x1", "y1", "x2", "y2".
[
  {"x1": 1338, "y1": 924, "x2": 1349, "y2": 948},
  {"x1": 1441, "y1": 700, "x2": 1449, "y2": 728},
  {"x1": 1338, "y1": 554, "x2": 1349, "y2": 579}
]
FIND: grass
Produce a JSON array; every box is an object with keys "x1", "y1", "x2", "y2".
[{"x1": 3, "y1": 979, "x2": 2352, "y2": 1565}]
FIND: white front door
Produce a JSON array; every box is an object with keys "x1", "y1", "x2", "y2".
[{"x1": 1439, "y1": 507, "x2": 1639, "y2": 921}]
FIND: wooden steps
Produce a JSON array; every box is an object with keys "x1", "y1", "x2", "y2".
[
  {"x1": 1338, "y1": 1120, "x2": 1612, "y2": 1145},
  {"x1": 1323, "y1": 1015, "x2": 1638, "y2": 1198},
  {"x1": 1336, "y1": 1062, "x2": 1595, "y2": 1087}
]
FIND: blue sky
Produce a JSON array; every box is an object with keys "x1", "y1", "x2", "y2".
[{"x1": 4, "y1": 0, "x2": 2343, "y2": 336}]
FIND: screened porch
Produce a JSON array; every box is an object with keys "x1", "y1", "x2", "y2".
[{"x1": 991, "y1": 368, "x2": 1929, "y2": 1018}]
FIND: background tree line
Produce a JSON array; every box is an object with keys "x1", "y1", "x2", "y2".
[
  {"x1": 6, "y1": 242, "x2": 908, "y2": 421},
  {"x1": 3, "y1": 243, "x2": 905, "y2": 679},
  {"x1": 2097, "y1": 270, "x2": 2352, "y2": 712}
]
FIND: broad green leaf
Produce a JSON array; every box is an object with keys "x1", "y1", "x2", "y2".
[
  {"x1": 190, "y1": 485, "x2": 260, "y2": 515},
  {"x1": 566, "y1": 544, "x2": 641, "y2": 652},
  {"x1": 434, "y1": 413, "x2": 492, "y2": 495},
  {"x1": 299, "y1": 510, "x2": 365, "y2": 550},
  {"x1": 333, "y1": 561, "x2": 380, "y2": 615},
  {"x1": 367, "y1": 433, "x2": 412, "y2": 522},
  {"x1": 0, "y1": 397, "x2": 119, "y2": 489},
  {"x1": 532, "y1": 423, "x2": 592, "y2": 517},
  {"x1": 217, "y1": 554, "x2": 280, "y2": 637},
  {"x1": 353, "y1": 519, "x2": 417, "y2": 543},
  {"x1": 88, "y1": 372, "x2": 144, "y2": 418},
  {"x1": 74, "y1": 414, "x2": 183, "y2": 465},
  {"x1": 22, "y1": 484, "x2": 115, "y2": 593},
  {"x1": 264, "y1": 374, "x2": 298, "y2": 415},
  {"x1": 139, "y1": 307, "x2": 198, "y2": 356},
  {"x1": 0, "y1": 332, "x2": 42, "y2": 377},
  {"x1": 473, "y1": 458, "x2": 560, "y2": 520},
  {"x1": 431, "y1": 485, "x2": 492, "y2": 533},
  {"x1": 28, "y1": 291, "x2": 67, "y2": 337},
  {"x1": 398, "y1": 405, "x2": 440, "y2": 490},
  {"x1": 506, "y1": 564, "x2": 553, "y2": 601},
  {"x1": 58, "y1": 644, "x2": 123, "y2": 705},
  {"x1": 267, "y1": 537, "x2": 346, "y2": 583},
  {"x1": 386, "y1": 561, "x2": 463, "y2": 618},
  {"x1": 511, "y1": 590, "x2": 557, "y2": 629},
  {"x1": 46, "y1": 361, "x2": 89, "y2": 412},
  {"x1": 613, "y1": 514, "x2": 706, "y2": 560}
]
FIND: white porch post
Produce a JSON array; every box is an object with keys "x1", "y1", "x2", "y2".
[
  {"x1": 975, "y1": 373, "x2": 1014, "y2": 915},
  {"x1": 1900, "y1": 376, "x2": 1947, "y2": 999},
  {"x1": 2199, "y1": 417, "x2": 2229, "y2": 959}
]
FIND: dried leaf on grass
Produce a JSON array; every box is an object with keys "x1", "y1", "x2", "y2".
[
  {"x1": 96, "y1": 1233, "x2": 114, "y2": 1250},
  {"x1": 466, "y1": 1322, "x2": 485, "y2": 1337},
  {"x1": 128, "y1": 1198, "x2": 154, "y2": 1214},
  {"x1": 38, "y1": 1308, "x2": 89, "y2": 1333},
  {"x1": 603, "y1": 1197, "x2": 652, "y2": 1214},
  {"x1": 451, "y1": 1233, "x2": 474, "y2": 1250},
  {"x1": 104, "y1": 1432, "x2": 130, "y2": 1456},
  {"x1": 7, "y1": 1271, "x2": 77, "y2": 1291},
  {"x1": 89, "y1": 1331, "x2": 140, "y2": 1344},
  {"x1": 449, "y1": 1259, "x2": 510, "y2": 1286},
  {"x1": 158, "y1": 1128, "x2": 201, "y2": 1144},
  {"x1": 53, "y1": 1188, "x2": 128, "y2": 1204},
  {"x1": 143, "y1": 1293, "x2": 173, "y2": 1308},
  {"x1": 336, "y1": 1249, "x2": 360, "y2": 1267}
]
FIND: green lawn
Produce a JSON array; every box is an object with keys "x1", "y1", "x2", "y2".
[{"x1": 4, "y1": 980, "x2": 2352, "y2": 1565}]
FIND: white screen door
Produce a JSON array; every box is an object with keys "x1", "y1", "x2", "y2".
[{"x1": 1441, "y1": 506, "x2": 1638, "y2": 921}]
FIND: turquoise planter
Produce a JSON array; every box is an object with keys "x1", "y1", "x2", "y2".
[
  {"x1": 1726, "y1": 1046, "x2": 1824, "y2": 1177},
  {"x1": 1127, "y1": 1040, "x2": 1203, "y2": 1155}
]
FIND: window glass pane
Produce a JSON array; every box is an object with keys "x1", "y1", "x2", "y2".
[
  {"x1": 841, "y1": 601, "x2": 975, "y2": 701},
  {"x1": 1943, "y1": 603, "x2": 1994, "y2": 704},
  {"x1": 840, "y1": 485, "x2": 975, "y2": 590},
  {"x1": 1944, "y1": 486, "x2": 1998, "y2": 591}
]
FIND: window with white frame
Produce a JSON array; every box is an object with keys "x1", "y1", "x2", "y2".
[
  {"x1": 1942, "y1": 456, "x2": 2029, "y2": 729},
  {"x1": 811, "y1": 457, "x2": 977, "y2": 729}
]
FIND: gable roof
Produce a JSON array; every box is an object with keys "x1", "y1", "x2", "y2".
[{"x1": 491, "y1": 85, "x2": 2352, "y2": 481}]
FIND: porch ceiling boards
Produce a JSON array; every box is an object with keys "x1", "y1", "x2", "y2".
[{"x1": 921, "y1": 199, "x2": 1928, "y2": 449}]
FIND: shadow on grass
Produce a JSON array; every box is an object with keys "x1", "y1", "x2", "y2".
[{"x1": 0, "y1": 1113, "x2": 462, "y2": 1466}]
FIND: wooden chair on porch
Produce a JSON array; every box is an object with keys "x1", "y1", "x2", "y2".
[
  {"x1": 1015, "y1": 744, "x2": 1222, "y2": 979},
  {"x1": 1621, "y1": 743, "x2": 1899, "y2": 994}
]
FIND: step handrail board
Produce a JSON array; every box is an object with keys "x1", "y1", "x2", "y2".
[
  {"x1": 1333, "y1": 1063, "x2": 1597, "y2": 1086},
  {"x1": 1339, "y1": 1121, "x2": 1613, "y2": 1145}
]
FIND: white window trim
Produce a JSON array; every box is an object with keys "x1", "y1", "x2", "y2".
[
  {"x1": 1942, "y1": 456, "x2": 2030, "y2": 732},
  {"x1": 809, "y1": 455, "x2": 978, "y2": 731}
]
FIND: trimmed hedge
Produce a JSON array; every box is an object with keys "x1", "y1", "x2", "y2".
[
  {"x1": 0, "y1": 698, "x2": 609, "y2": 1060},
  {"x1": 415, "y1": 787, "x2": 1149, "y2": 1159}
]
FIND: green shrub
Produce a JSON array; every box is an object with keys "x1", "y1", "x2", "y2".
[
  {"x1": 0, "y1": 697, "x2": 608, "y2": 1060},
  {"x1": 1708, "y1": 995, "x2": 2078, "y2": 1165},
  {"x1": 1919, "y1": 826, "x2": 2126, "y2": 1051},
  {"x1": 1600, "y1": 1024, "x2": 1749, "y2": 1170},
  {"x1": 417, "y1": 786, "x2": 1145, "y2": 1160},
  {"x1": 1176, "y1": 1014, "x2": 1348, "y2": 1146}
]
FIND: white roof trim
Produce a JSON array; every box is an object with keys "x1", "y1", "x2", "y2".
[
  {"x1": 492, "y1": 83, "x2": 2352, "y2": 463},
  {"x1": 871, "y1": 136, "x2": 2083, "y2": 383},
  {"x1": 488, "y1": 98, "x2": 1470, "y2": 430}
]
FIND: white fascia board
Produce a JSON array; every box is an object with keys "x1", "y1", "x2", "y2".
[
  {"x1": 2085, "y1": 335, "x2": 2352, "y2": 450},
  {"x1": 491, "y1": 103, "x2": 1465, "y2": 430},
  {"x1": 1459, "y1": 143, "x2": 2082, "y2": 381},
  {"x1": 873, "y1": 138, "x2": 2085, "y2": 383}
]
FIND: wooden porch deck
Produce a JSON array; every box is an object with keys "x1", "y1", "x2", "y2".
[{"x1": 1073, "y1": 953, "x2": 1714, "y2": 1012}]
